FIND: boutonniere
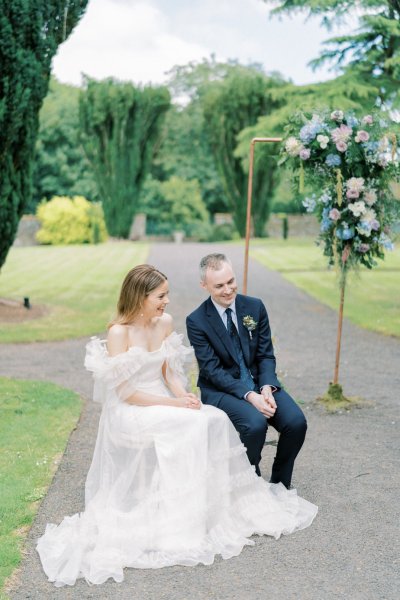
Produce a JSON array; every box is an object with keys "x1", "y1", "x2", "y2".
[{"x1": 242, "y1": 315, "x2": 257, "y2": 339}]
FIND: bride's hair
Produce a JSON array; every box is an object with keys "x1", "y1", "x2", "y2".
[{"x1": 110, "y1": 264, "x2": 168, "y2": 327}]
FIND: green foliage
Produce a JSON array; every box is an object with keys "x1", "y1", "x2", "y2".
[
  {"x1": 79, "y1": 78, "x2": 170, "y2": 238},
  {"x1": 154, "y1": 103, "x2": 229, "y2": 216},
  {"x1": 202, "y1": 67, "x2": 287, "y2": 236},
  {"x1": 140, "y1": 176, "x2": 208, "y2": 236},
  {"x1": 236, "y1": 73, "x2": 378, "y2": 221},
  {"x1": 30, "y1": 78, "x2": 98, "y2": 212},
  {"x1": 265, "y1": 1, "x2": 400, "y2": 107},
  {"x1": 0, "y1": 1, "x2": 89, "y2": 270},
  {"x1": 0, "y1": 377, "x2": 81, "y2": 592},
  {"x1": 206, "y1": 223, "x2": 241, "y2": 242},
  {"x1": 36, "y1": 196, "x2": 107, "y2": 245}
]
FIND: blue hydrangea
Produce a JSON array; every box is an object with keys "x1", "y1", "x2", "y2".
[
  {"x1": 346, "y1": 115, "x2": 359, "y2": 128},
  {"x1": 378, "y1": 233, "x2": 394, "y2": 250},
  {"x1": 335, "y1": 224, "x2": 355, "y2": 240},
  {"x1": 299, "y1": 117, "x2": 324, "y2": 143},
  {"x1": 320, "y1": 207, "x2": 333, "y2": 232},
  {"x1": 364, "y1": 141, "x2": 379, "y2": 154},
  {"x1": 319, "y1": 191, "x2": 332, "y2": 204},
  {"x1": 325, "y1": 154, "x2": 341, "y2": 167},
  {"x1": 302, "y1": 196, "x2": 317, "y2": 213}
]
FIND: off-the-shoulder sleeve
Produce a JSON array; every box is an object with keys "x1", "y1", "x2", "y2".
[
  {"x1": 163, "y1": 332, "x2": 195, "y2": 390},
  {"x1": 84, "y1": 337, "x2": 146, "y2": 406}
]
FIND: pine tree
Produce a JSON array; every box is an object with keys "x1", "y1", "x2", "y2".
[
  {"x1": 265, "y1": 1, "x2": 400, "y2": 107},
  {"x1": 0, "y1": 1, "x2": 89, "y2": 269},
  {"x1": 79, "y1": 78, "x2": 170, "y2": 238}
]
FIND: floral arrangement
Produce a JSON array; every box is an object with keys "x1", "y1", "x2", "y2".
[
  {"x1": 242, "y1": 315, "x2": 257, "y2": 339},
  {"x1": 280, "y1": 110, "x2": 400, "y2": 273}
]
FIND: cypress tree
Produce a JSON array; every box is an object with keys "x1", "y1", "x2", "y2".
[
  {"x1": 0, "y1": 1, "x2": 89, "y2": 269},
  {"x1": 202, "y1": 69, "x2": 285, "y2": 236},
  {"x1": 79, "y1": 78, "x2": 170, "y2": 238}
]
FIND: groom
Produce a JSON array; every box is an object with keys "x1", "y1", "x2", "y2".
[{"x1": 186, "y1": 253, "x2": 307, "y2": 488}]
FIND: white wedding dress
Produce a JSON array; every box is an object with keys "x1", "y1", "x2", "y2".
[{"x1": 36, "y1": 332, "x2": 317, "y2": 587}]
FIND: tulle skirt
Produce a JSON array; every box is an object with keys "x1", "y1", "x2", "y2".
[{"x1": 37, "y1": 388, "x2": 317, "y2": 587}]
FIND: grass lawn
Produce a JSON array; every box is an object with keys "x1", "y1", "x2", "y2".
[
  {"x1": 0, "y1": 242, "x2": 149, "y2": 343},
  {"x1": 0, "y1": 377, "x2": 82, "y2": 596},
  {"x1": 250, "y1": 238, "x2": 400, "y2": 337}
]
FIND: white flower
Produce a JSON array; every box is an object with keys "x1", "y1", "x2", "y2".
[
  {"x1": 346, "y1": 177, "x2": 365, "y2": 194},
  {"x1": 361, "y1": 208, "x2": 377, "y2": 222},
  {"x1": 356, "y1": 224, "x2": 372, "y2": 237},
  {"x1": 331, "y1": 110, "x2": 344, "y2": 121},
  {"x1": 363, "y1": 190, "x2": 377, "y2": 206},
  {"x1": 285, "y1": 137, "x2": 303, "y2": 157},
  {"x1": 348, "y1": 201, "x2": 367, "y2": 217},
  {"x1": 317, "y1": 134, "x2": 329, "y2": 149}
]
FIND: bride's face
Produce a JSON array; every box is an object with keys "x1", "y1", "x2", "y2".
[{"x1": 142, "y1": 280, "x2": 170, "y2": 318}]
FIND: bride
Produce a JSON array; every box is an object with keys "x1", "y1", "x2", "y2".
[{"x1": 36, "y1": 264, "x2": 317, "y2": 587}]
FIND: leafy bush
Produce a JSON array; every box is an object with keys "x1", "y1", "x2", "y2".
[
  {"x1": 140, "y1": 176, "x2": 209, "y2": 236},
  {"x1": 36, "y1": 196, "x2": 108, "y2": 245}
]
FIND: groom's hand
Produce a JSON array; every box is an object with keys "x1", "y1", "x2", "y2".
[
  {"x1": 246, "y1": 392, "x2": 276, "y2": 417},
  {"x1": 261, "y1": 385, "x2": 277, "y2": 411}
]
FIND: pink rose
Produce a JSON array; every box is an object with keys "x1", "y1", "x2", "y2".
[
  {"x1": 355, "y1": 130, "x2": 370, "y2": 143},
  {"x1": 346, "y1": 189, "x2": 360, "y2": 199},
  {"x1": 362, "y1": 115, "x2": 373, "y2": 125},
  {"x1": 329, "y1": 208, "x2": 341, "y2": 221},
  {"x1": 336, "y1": 141, "x2": 348, "y2": 153},
  {"x1": 331, "y1": 124, "x2": 352, "y2": 144},
  {"x1": 300, "y1": 148, "x2": 311, "y2": 160}
]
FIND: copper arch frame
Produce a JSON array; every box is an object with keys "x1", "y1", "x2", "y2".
[{"x1": 242, "y1": 137, "x2": 282, "y2": 294}]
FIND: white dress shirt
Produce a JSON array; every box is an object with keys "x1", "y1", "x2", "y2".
[{"x1": 211, "y1": 297, "x2": 239, "y2": 330}]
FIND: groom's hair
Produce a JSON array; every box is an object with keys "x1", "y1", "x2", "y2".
[{"x1": 199, "y1": 253, "x2": 231, "y2": 282}]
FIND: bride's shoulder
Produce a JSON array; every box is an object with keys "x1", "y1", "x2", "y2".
[
  {"x1": 159, "y1": 312, "x2": 174, "y2": 334},
  {"x1": 107, "y1": 323, "x2": 129, "y2": 355}
]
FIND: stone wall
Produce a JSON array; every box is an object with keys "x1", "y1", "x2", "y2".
[
  {"x1": 266, "y1": 214, "x2": 319, "y2": 238},
  {"x1": 12, "y1": 213, "x2": 322, "y2": 245},
  {"x1": 13, "y1": 216, "x2": 41, "y2": 246}
]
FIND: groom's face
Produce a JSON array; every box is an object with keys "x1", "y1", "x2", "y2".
[{"x1": 201, "y1": 261, "x2": 238, "y2": 308}]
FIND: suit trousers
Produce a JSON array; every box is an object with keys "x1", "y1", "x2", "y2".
[{"x1": 215, "y1": 388, "x2": 307, "y2": 488}]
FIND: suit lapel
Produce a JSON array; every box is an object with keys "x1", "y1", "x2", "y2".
[
  {"x1": 235, "y1": 295, "x2": 251, "y2": 366},
  {"x1": 206, "y1": 298, "x2": 238, "y2": 364}
]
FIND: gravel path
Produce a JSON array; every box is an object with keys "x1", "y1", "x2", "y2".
[{"x1": 2, "y1": 242, "x2": 399, "y2": 600}]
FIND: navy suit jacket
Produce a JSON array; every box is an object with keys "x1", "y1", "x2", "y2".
[{"x1": 186, "y1": 294, "x2": 281, "y2": 406}]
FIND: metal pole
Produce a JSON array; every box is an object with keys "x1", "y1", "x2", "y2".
[
  {"x1": 242, "y1": 137, "x2": 282, "y2": 295},
  {"x1": 333, "y1": 280, "x2": 346, "y2": 384},
  {"x1": 243, "y1": 141, "x2": 255, "y2": 296}
]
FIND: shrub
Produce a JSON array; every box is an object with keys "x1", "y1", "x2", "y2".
[
  {"x1": 140, "y1": 176, "x2": 209, "y2": 235},
  {"x1": 36, "y1": 196, "x2": 108, "y2": 245},
  {"x1": 207, "y1": 223, "x2": 240, "y2": 242}
]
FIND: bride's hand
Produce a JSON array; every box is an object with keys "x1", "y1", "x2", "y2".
[{"x1": 179, "y1": 393, "x2": 201, "y2": 410}]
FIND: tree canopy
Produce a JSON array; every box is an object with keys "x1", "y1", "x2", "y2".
[
  {"x1": 265, "y1": 1, "x2": 400, "y2": 108},
  {"x1": 0, "y1": 0, "x2": 89, "y2": 269},
  {"x1": 202, "y1": 67, "x2": 287, "y2": 236},
  {"x1": 31, "y1": 78, "x2": 98, "y2": 212}
]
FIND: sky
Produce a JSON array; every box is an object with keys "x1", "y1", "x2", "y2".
[{"x1": 52, "y1": 0, "x2": 358, "y2": 88}]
